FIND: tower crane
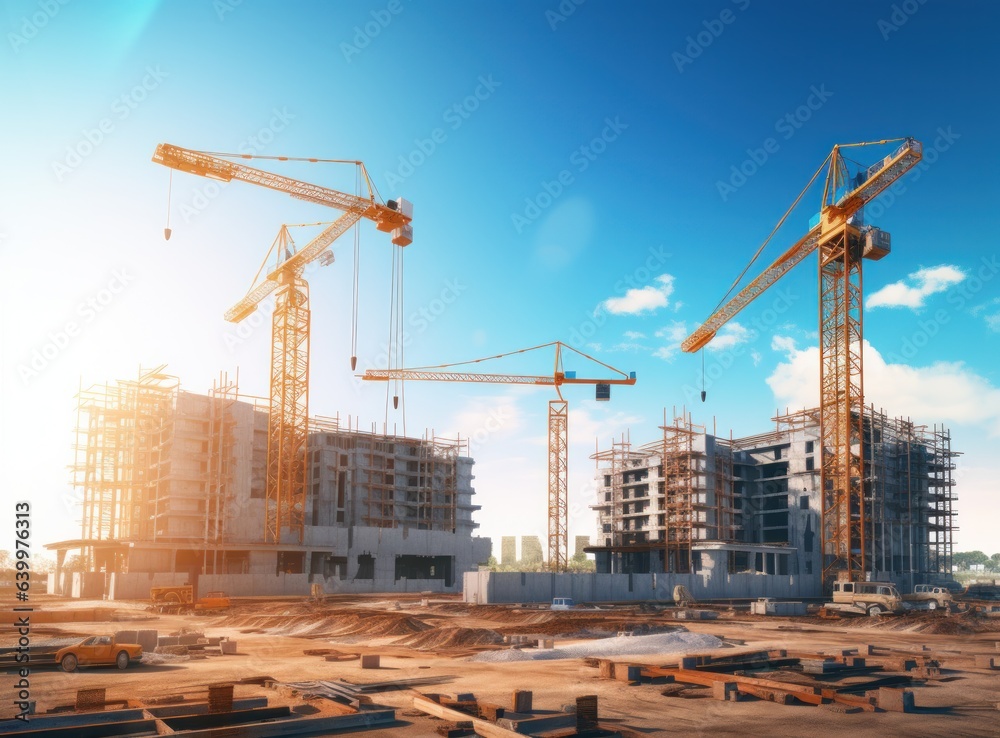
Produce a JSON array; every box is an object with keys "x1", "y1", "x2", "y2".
[
  {"x1": 682, "y1": 137, "x2": 923, "y2": 588},
  {"x1": 362, "y1": 342, "x2": 636, "y2": 571},
  {"x1": 152, "y1": 143, "x2": 413, "y2": 545}
]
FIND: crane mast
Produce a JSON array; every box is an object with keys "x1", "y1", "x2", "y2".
[
  {"x1": 154, "y1": 143, "x2": 413, "y2": 545},
  {"x1": 363, "y1": 342, "x2": 636, "y2": 571},
  {"x1": 682, "y1": 138, "x2": 923, "y2": 587}
]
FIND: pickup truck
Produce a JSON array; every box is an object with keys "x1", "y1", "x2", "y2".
[
  {"x1": 902, "y1": 584, "x2": 953, "y2": 610},
  {"x1": 55, "y1": 635, "x2": 142, "y2": 672}
]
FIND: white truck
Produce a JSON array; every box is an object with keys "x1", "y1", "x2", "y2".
[
  {"x1": 827, "y1": 581, "x2": 904, "y2": 617},
  {"x1": 902, "y1": 584, "x2": 953, "y2": 610}
]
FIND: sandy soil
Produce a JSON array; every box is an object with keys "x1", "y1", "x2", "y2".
[{"x1": 3, "y1": 594, "x2": 999, "y2": 736}]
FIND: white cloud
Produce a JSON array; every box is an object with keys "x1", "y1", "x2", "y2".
[
  {"x1": 971, "y1": 297, "x2": 1000, "y2": 332},
  {"x1": 652, "y1": 320, "x2": 687, "y2": 361},
  {"x1": 655, "y1": 321, "x2": 687, "y2": 342},
  {"x1": 771, "y1": 335, "x2": 797, "y2": 353},
  {"x1": 750, "y1": 350, "x2": 762, "y2": 366},
  {"x1": 705, "y1": 321, "x2": 750, "y2": 352},
  {"x1": 766, "y1": 340, "x2": 1000, "y2": 435},
  {"x1": 624, "y1": 330, "x2": 646, "y2": 340},
  {"x1": 867, "y1": 264, "x2": 965, "y2": 310},
  {"x1": 602, "y1": 274, "x2": 675, "y2": 315}
]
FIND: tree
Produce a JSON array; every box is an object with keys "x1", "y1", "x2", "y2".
[
  {"x1": 990, "y1": 553, "x2": 1000, "y2": 571},
  {"x1": 954, "y1": 551, "x2": 991, "y2": 570}
]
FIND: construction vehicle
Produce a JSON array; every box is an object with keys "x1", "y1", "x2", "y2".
[
  {"x1": 902, "y1": 584, "x2": 953, "y2": 611},
  {"x1": 827, "y1": 580, "x2": 904, "y2": 617},
  {"x1": 152, "y1": 144, "x2": 412, "y2": 546},
  {"x1": 56, "y1": 635, "x2": 142, "y2": 672},
  {"x1": 363, "y1": 341, "x2": 636, "y2": 571},
  {"x1": 682, "y1": 138, "x2": 923, "y2": 589},
  {"x1": 149, "y1": 585, "x2": 230, "y2": 613}
]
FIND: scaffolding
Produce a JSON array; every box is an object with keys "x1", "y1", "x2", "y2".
[
  {"x1": 657, "y1": 413, "x2": 706, "y2": 573},
  {"x1": 73, "y1": 366, "x2": 179, "y2": 571},
  {"x1": 767, "y1": 406, "x2": 957, "y2": 582},
  {"x1": 203, "y1": 372, "x2": 239, "y2": 574},
  {"x1": 590, "y1": 434, "x2": 644, "y2": 567},
  {"x1": 353, "y1": 421, "x2": 463, "y2": 533}
]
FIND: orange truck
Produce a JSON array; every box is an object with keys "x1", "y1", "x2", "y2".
[{"x1": 55, "y1": 635, "x2": 142, "y2": 672}]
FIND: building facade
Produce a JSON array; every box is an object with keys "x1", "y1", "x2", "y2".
[
  {"x1": 589, "y1": 409, "x2": 956, "y2": 594},
  {"x1": 49, "y1": 369, "x2": 490, "y2": 598}
]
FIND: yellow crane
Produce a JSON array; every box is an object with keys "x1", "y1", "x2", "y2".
[
  {"x1": 682, "y1": 137, "x2": 923, "y2": 587},
  {"x1": 152, "y1": 143, "x2": 413, "y2": 544},
  {"x1": 362, "y1": 341, "x2": 636, "y2": 571}
]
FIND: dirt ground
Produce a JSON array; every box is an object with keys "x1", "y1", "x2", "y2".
[{"x1": 3, "y1": 594, "x2": 999, "y2": 736}]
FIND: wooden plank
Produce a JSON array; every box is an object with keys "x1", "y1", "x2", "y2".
[
  {"x1": 652, "y1": 667, "x2": 877, "y2": 712},
  {"x1": 413, "y1": 696, "x2": 523, "y2": 738}
]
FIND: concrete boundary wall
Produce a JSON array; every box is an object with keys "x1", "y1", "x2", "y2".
[
  {"x1": 101, "y1": 572, "x2": 453, "y2": 600},
  {"x1": 463, "y1": 571, "x2": 821, "y2": 604}
]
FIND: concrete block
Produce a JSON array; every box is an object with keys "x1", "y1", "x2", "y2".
[
  {"x1": 877, "y1": 687, "x2": 915, "y2": 713},
  {"x1": 158, "y1": 636, "x2": 180, "y2": 647},
  {"x1": 443, "y1": 692, "x2": 475, "y2": 703},
  {"x1": 478, "y1": 702, "x2": 504, "y2": 721},
  {"x1": 220, "y1": 640, "x2": 237, "y2": 655},
  {"x1": 975, "y1": 655, "x2": 998, "y2": 669},
  {"x1": 713, "y1": 681, "x2": 739, "y2": 701},
  {"x1": 179, "y1": 633, "x2": 202, "y2": 646},
  {"x1": 361, "y1": 654, "x2": 380, "y2": 669},
  {"x1": 541, "y1": 639, "x2": 554, "y2": 649},
  {"x1": 137, "y1": 630, "x2": 159, "y2": 653},
  {"x1": 598, "y1": 659, "x2": 615, "y2": 679},
  {"x1": 512, "y1": 690, "x2": 532, "y2": 713},
  {"x1": 115, "y1": 630, "x2": 138, "y2": 645},
  {"x1": 615, "y1": 664, "x2": 641, "y2": 683},
  {"x1": 859, "y1": 644, "x2": 877, "y2": 655}
]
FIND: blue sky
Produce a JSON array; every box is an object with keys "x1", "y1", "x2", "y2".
[{"x1": 2, "y1": 0, "x2": 998, "y2": 555}]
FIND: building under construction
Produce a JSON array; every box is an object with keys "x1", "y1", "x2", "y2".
[
  {"x1": 587, "y1": 408, "x2": 957, "y2": 595},
  {"x1": 48, "y1": 367, "x2": 490, "y2": 599}
]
